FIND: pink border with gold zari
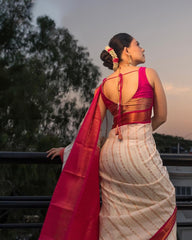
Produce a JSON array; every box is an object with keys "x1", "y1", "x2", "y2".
[{"x1": 150, "y1": 207, "x2": 177, "y2": 240}]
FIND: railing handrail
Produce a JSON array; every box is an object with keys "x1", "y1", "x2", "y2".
[
  {"x1": 0, "y1": 196, "x2": 51, "y2": 201},
  {"x1": 161, "y1": 153, "x2": 192, "y2": 166},
  {"x1": 1, "y1": 151, "x2": 192, "y2": 165},
  {"x1": 0, "y1": 151, "x2": 61, "y2": 164},
  {"x1": 0, "y1": 196, "x2": 191, "y2": 210},
  {"x1": 1, "y1": 195, "x2": 192, "y2": 201},
  {"x1": 0, "y1": 222, "x2": 190, "y2": 229}
]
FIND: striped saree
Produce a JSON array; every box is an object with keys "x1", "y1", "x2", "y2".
[{"x1": 99, "y1": 124, "x2": 177, "y2": 240}]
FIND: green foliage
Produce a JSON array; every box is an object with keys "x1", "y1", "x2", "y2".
[
  {"x1": 153, "y1": 133, "x2": 192, "y2": 153},
  {"x1": 0, "y1": 1, "x2": 101, "y2": 151},
  {"x1": 0, "y1": 0, "x2": 101, "y2": 238},
  {"x1": 0, "y1": 0, "x2": 33, "y2": 65}
]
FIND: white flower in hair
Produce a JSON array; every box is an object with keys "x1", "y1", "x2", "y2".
[{"x1": 105, "y1": 46, "x2": 119, "y2": 71}]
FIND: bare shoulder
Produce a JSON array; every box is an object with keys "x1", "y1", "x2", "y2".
[
  {"x1": 145, "y1": 68, "x2": 160, "y2": 88},
  {"x1": 94, "y1": 86, "x2": 100, "y2": 96},
  {"x1": 103, "y1": 72, "x2": 118, "y2": 88},
  {"x1": 106, "y1": 71, "x2": 118, "y2": 80}
]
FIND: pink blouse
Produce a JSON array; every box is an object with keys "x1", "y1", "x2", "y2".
[{"x1": 101, "y1": 67, "x2": 153, "y2": 129}]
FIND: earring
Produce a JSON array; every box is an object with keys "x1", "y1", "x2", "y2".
[{"x1": 128, "y1": 54, "x2": 132, "y2": 66}]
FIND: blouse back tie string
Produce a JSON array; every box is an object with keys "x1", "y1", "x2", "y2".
[{"x1": 115, "y1": 73, "x2": 123, "y2": 140}]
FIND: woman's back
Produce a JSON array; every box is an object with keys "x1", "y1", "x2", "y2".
[
  {"x1": 102, "y1": 68, "x2": 140, "y2": 105},
  {"x1": 101, "y1": 67, "x2": 154, "y2": 129}
]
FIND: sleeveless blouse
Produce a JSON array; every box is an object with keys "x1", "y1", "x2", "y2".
[{"x1": 101, "y1": 67, "x2": 153, "y2": 129}]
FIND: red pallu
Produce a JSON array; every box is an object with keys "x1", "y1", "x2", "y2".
[{"x1": 39, "y1": 87, "x2": 102, "y2": 240}]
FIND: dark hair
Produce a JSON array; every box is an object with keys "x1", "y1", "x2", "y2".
[{"x1": 100, "y1": 33, "x2": 133, "y2": 70}]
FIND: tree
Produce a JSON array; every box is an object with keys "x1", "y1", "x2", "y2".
[
  {"x1": 0, "y1": 1, "x2": 101, "y2": 239},
  {"x1": 29, "y1": 15, "x2": 101, "y2": 146},
  {"x1": 0, "y1": 0, "x2": 32, "y2": 65},
  {"x1": 0, "y1": 2, "x2": 101, "y2": 151},
  {"x1": 153, "y1": 133, "x2": 192, "y2": 153}
]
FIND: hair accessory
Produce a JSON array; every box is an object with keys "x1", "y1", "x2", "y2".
[
  {"x1": 105, "y1": 46, "x2": 119, "y2": 71},
  {"x1": 113, "y1": 58, "x2": 119, "y2": 63}
]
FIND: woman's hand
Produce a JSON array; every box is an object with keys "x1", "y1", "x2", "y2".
[{"x1": 46, "y1": 147, "x2": 64, "y2": 160}]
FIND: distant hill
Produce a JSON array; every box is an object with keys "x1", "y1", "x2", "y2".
[{"x1": 153, "y1": 133, "x2": 192, "y2": 153}]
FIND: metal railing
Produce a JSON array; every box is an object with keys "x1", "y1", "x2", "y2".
[{"x1": 0, "y1": 152, "x2": 192, "y2": 229}]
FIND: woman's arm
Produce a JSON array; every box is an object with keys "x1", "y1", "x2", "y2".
[
  {"x1": 146, "y1": 68, "x2": 167, "y2": 131},
  {"x1": 47, "y1": 87, "x2": 106, "y2": 162}
]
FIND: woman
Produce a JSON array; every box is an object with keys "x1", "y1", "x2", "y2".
[{"x1": 39, "y1": 33, "x2": 177, "y2": 240}]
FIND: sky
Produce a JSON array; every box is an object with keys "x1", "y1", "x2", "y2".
[{"x1": 32, "y1": 0, "x2": 192, "y2": 139}]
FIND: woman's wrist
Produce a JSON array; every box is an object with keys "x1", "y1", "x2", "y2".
[{"x1": 59, "y1": 148, "x2": 65, "y2": 163}]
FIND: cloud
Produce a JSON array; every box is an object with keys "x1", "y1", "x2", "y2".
[{"x1": 164, "y1": 83, "x2": 191, "y2": 95}]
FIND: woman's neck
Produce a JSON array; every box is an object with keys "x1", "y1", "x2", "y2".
[{"x1": 118, "y1": 62, "x2": 139, "y2": 73}]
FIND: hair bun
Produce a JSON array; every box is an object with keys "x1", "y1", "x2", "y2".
[
  {"x1": 100, "y1": 33, "x2": 133, "y2": 71},
  {"x1": 100, "y1": 50, "x2": 113, "y2": 70}
]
